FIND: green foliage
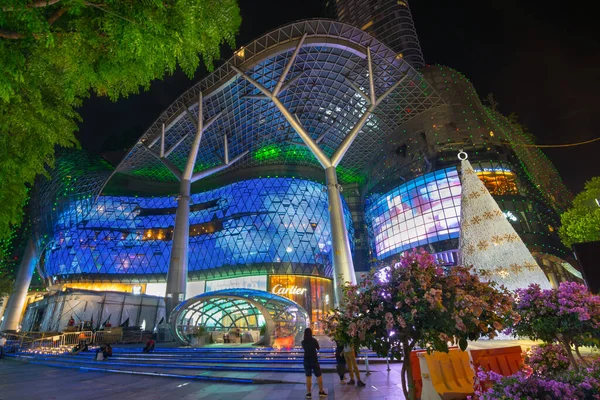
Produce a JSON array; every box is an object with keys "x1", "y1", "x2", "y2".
[
  {"x1": 259, "y1": 323, "x2": 266, "y2": 336},
  {"x1": 0, "y1": 270, "x2": 13, "y2": 296},
  {"x1": 559, "y1": 177, "x2": 600, "y2": 247},
  {"x1": 0, "y1": 0, "x2": 241, "y2": 239}
]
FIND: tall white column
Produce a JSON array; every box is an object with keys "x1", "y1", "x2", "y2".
[
  {"x1": 325, "y1": 166, "x2": 356, "y2": 306},
  {"x1": 165, "y1": 180, "x2": 191, "y2": 314},
  {"x1": 232, "y1": 43, "x2": 406, "y2": 306},
  {"x1": 145, "y1": 94, "x2": 247, "y2": 316},
  {"x1": 1, "y1": 237, "x2": 37, "y2": 332}
]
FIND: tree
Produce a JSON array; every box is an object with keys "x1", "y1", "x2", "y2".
[
  {"x1": 0, "y1": 0, "x2": 241, "y2": 239},
  {"x1": 323, "y1": 250, "x2": 516, "y2": 400},
  {"x1": 559, "y1": 177, "x2": 600, "y2": 248},
  {"x1": 512, "y1": 282, "x2": 600, "y2": 371}
]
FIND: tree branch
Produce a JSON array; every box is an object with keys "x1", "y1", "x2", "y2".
[
  {"x1": 48, "y1": 7, "x2": 66, "y2": 25},
  {"x1": 0, "y1": 7, "x2": 65, "y2": 40},
  {"x1": 0, "y1": 30, "x2": 25, "y2": 39},
  {"x1": 3, "y1": 0, "x2": 61, "y2": 11}
]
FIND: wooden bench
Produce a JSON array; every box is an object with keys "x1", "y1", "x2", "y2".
[
  {"x1": 418, "y1": 349, "x2": 474, "y2": 400},
  {"x1": 470, "y1": 346, "x2": 523, "y2": 392}
]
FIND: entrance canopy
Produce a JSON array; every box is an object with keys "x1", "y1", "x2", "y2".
[{"x1": 169, "y1": 288, "x2": 309, "y2": 346}]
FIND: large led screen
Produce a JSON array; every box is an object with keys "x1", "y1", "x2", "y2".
[{"x1": 365, "y1": 168, "x2": 461, "y2": 259}]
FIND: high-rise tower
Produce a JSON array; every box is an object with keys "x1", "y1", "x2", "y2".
[{"x1": 334, "y1": 0, "x2": 425, "y2": 68}]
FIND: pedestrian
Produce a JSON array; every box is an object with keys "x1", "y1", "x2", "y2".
[
  {"x1": 301, "y1": 328, "x2": 327, "y2": 398},
  {"x1": 0, "y1": 334, "x2": 7, "y2": 359},
  {"x1": 335, "y1": 342, "x2": 347, "y2": 384},
  {"x1": 143, "y1": 338, "x2": 155, "y2": 353},
  {"x1": 343, "y1": 342, "x2": 366, "y2": 387},
  {"x1": 103, "y1": 343, "x2": 113, "y2": 359},
  {"x1": 95, "y1": 345, "x2": 106, "y2": 361}
]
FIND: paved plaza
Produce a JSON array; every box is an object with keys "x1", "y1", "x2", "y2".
[
  {"x1": 0, "y1": 358, "x2": 405, "y2": 400},
  {"x1": 0, "y1": 340, "x2": 553, "y2": 400}
]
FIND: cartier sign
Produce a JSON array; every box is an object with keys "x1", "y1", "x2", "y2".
[{"x1": 271, "y1": 284, "x2": 307, "y2": 296}]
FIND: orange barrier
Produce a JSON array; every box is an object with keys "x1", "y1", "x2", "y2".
[
  {"x1": 410, "y1": 350, "x2": 427, "y2": 399},
  {"x1": 418, "y1": 349, "x2": 474, "y2": 400},
  {"x1": 273, "y1": 336, "x2": 294, "y2": 350},
  {"x1": 411, "y1": 347, "x2": 458, "y2": 399},
  {"x1": 470, "y1": 346, "x2": 523, "y2": 392}
]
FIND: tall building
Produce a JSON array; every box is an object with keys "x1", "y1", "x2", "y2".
[
  {"x1": 2, "y1": 14, "x2": 581, "y2": 340},
  {"x1": 1, "y1": 21, "x2": 441, "y2": 338},
  {"x1": 334, "y1": 0, "x2": 425, "y2": 68}
]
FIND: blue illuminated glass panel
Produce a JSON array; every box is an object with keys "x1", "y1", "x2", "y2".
[
  {"x1": 365, "y1": 168, "x2": 461, "y2": 259},
  {"x1": 45, "y1": 178, "x2": 354, "y2": 279}
]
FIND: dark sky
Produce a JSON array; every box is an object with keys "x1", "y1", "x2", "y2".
[{"x1": 76, "y1": 0, "x2": 600, "y2": 193}]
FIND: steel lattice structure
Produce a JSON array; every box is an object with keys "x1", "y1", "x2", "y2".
[
  {"x1": 114, "y1": 20, "x2": 443, "y2": 185},
  {"x1": 170, "y1": 288, "x2": 309, "y2": 346}
]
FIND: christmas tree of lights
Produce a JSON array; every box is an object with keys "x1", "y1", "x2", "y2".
[{"x1": 458, "y1": 151, "x2": 551, "y2": 291}]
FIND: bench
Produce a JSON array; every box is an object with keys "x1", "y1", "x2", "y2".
[
  {"x1": 418, "y1": 349, "x2": 474, "y2": 400},
  {"x1": 470, "y1": 346, "x2": 523, "y2": 392}
]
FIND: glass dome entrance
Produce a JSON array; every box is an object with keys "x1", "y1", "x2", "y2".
[{"x1": 169, "y1": 288, "x2": 309, "y2": 346}]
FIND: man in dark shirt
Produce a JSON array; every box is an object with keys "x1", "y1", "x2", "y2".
[{"x1": 301, "y1": 328, "x2": 327, "y2": 398}]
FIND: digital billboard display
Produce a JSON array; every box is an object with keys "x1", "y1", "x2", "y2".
[{"x1": 365, "y1": 168, "x2": 461, "y2": 259}]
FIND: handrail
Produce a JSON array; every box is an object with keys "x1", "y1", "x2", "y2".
[{"x1": 6, "y1": 329, "x2": 135, "y2": 353}]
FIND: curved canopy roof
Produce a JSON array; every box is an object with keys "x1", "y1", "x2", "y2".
[
  {"x1": 170, "y1": 288, "x2": 309, "y2": 345},
  {"x1": 114, "y1": 19, "x2": 444, "y2": 184}
]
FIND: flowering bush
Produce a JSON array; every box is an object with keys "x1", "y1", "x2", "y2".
[
  {"x1": 323, "y1": 250, "x2": 517, "y2": 400},
  {"x1": 513, "y1": 282, "x2": 600, "y2": 369},
  {"x1": 526, "y1": 344, "x2": 571, "y2": 376},
  {"x1": 475, "y1": 361, "x2": 600, "y2": 400}
]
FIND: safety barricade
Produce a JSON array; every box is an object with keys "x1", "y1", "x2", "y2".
[
  {"x1": 93, "y1": 329, "x2": 123, "y2": 344},
  {"x1": 411, "y1": 347, "x2": 458, "y2": 400},
  {"x1": 418, "y1": 348, "x2": 474, "y2": 400},
  {"x1": 470, "y1": 346, "x2": 523, "y2": 392}
]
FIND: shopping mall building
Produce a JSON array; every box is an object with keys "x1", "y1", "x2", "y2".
[{"x1": 0, "y1": 5, "x2": 582, "y2": 339}]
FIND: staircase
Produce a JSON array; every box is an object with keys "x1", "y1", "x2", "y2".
[{"x1": 6, "y1": 346, "x2": 392, "y2": 384}]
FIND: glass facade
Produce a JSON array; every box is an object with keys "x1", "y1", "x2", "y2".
[
  {"x1": 45, "y1": 178, "x2": 353, "y2": 281},
  {"x1": 171, "y1": 288, "x2": 309, "y2": 345},
  {"x1": 473, "y1": 162, "x2": 519, "y2": 196},
  {"x1": 365, "y1": 163, "x2": 561, "y2": 262},
  {"x1": 365, "y1": 168, "x2": 462, "y2": 259},
  {"x1": 268, "y1": 275, "x2": 333, "y2": 334}
]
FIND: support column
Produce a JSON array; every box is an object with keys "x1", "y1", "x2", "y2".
[
  {"x1": 1, "y1": 237, "x2": 37, "y2": 332},
  {"x1": 165, "y1": 180, "x2": 191, "y2": 315},
  {"x1": 325, "y1": 166, "x2": 356, "y2": 307},
  {"x1": 233, "y1": 43, "x2": 406, "y2": 307}
]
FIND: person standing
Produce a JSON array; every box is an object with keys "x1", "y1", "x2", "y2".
[
  {"x1": 335, "y1": 342, "x2": 347, "y2": 384},
  {"x1": 0, "y1": 334, "x2": 7, "y2": 359},
  {"x1": 301, "y1": 328, "x2": 327, "y2": 398},
  {"x1": 343, "y1": 343, "x2": 366, "y2": 387}
]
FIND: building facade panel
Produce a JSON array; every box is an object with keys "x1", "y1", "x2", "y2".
[{"x1": 45, "y1": 178, "x2": 354, "y2": 282}]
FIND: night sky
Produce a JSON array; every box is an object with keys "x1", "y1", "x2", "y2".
[{"x1": 76, "y1": 0, "x2": 600, "y2": 193}]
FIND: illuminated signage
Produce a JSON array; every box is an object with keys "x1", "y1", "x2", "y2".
[
  {"x1": 473, "y1": 167, "x2": 512, "y2": 173},
  {"x1": 272, "y1": 284, "x2": 307, "y2": 296}
]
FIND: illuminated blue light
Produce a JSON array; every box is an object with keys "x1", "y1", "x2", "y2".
[{"x1": 45, "y1": 178, "x2": 353, "y2": 278}]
